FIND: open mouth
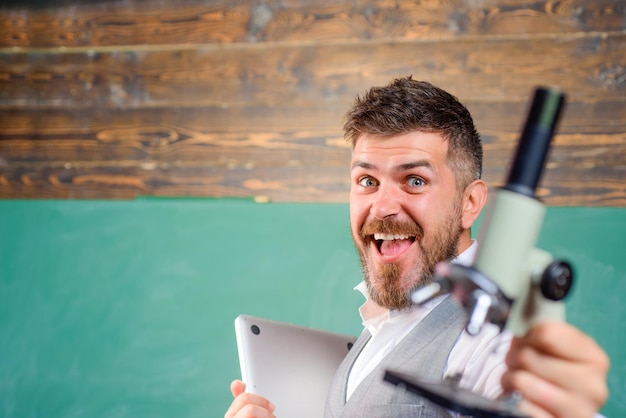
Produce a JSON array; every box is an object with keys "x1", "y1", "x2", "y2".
[{"x1": 372, "y1": 233, "x2": 417, "y2": 256}]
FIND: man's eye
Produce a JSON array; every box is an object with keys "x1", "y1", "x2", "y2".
[
  {"x1": 358, "y1": 177, "x2": 377, "y2": 187},
  {"x1": 407, "y1": 177, "x2": 425, "y2": 187}
]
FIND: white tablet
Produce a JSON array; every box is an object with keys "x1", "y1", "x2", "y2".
[{"x1": 235, "y1": 314, "x2": 356, "y2": 418}]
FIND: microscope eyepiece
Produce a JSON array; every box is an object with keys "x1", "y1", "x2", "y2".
[{"x1": 504, "y1": 87, "x2": 566, "y2": 197}]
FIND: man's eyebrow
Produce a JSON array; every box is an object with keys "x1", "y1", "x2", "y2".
[
  {"x1": 351, "y1": 160, "x2": 375, "y2": 170},
  {"x1": 397, "y1": 160, "x2": 434, "y2": 172},
  {"x1": 350, "y1": 159, "x2": 435, "y2": 172}
]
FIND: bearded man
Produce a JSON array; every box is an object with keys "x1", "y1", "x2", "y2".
[{"x1": 226, "y1": 77, "x2": 609, "y2": 418}]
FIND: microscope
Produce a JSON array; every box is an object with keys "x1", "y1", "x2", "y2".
[{"x1": 384, "y1": 87, "x2": 574, "y2": 417}]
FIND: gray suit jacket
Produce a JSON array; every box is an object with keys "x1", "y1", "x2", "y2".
[{"x1": 324, "y1": 296, "x2": 467, "y2": 418}]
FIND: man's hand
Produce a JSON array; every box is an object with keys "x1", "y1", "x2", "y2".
[
  {"x1": 501, "y1": 322, "x2": 610, "y2": 418},
  {"x1": 224, "y1": 380, "x2": 276, "y2": 418}
]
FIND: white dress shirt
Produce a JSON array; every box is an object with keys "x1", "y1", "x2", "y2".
[{"x1": 346, "y1": 241, "x2": 511, "y2": 400}]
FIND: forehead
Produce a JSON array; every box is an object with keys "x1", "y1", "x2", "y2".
[{"x1": 351, "y1": 131, "x2": 449, "y2": 166}]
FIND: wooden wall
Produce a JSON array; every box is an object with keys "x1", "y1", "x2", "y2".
[{"x1": 1, "y1": 0, "x2": 625, "y2": 205}]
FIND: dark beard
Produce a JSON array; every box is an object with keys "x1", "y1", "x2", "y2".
[{"x1": 357, "y1": 203, "x2": 463, "y2": 310}]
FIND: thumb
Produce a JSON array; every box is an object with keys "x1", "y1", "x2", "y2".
[{"x1": 230, "y1": 379, "x2": 246, "y2": 398}]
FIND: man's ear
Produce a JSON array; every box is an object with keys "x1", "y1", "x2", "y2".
[{"x1": 461, "y1": 179, "x2": 488, "y2": 230}]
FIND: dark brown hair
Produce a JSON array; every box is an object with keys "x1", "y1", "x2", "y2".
[{"x1": 343, "y1": 76, "x2": 483, "y2": 190}]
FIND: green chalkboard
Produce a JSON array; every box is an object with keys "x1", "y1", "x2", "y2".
[{"x1": 0, "y1": 199, "x2": 624, "y2": 417}]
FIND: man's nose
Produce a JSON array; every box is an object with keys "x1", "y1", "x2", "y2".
[{"x1": 370, "y1": 185, "x2": 402, "y2": 220}]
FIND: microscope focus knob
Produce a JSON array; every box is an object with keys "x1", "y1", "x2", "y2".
[{"x1": 540, "y1": 260, "x2": 574, "y2": 301}]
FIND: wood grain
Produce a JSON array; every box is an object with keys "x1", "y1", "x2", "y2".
[
  {"x1": 0, "y1": 0, "x2": 624, "y2": 205},
  {"x1": 1, "y1": 0, "x2": 624, "y2": 47},
  {"x1": 2, "y1": 33, "x2": 625, "y2": 109}
]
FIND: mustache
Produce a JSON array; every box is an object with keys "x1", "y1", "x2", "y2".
[{"x1": 360, "y1": 218, "x2": 423, "y2": 241}]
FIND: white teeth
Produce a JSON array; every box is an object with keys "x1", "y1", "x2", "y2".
[{"x1": 373, "y1": 233, "x2": 412, "y2": 241}]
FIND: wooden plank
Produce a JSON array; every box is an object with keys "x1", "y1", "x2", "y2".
[
  {"x1": 1, "y1": 97, "x2": 624, "y2": 205},
  {"x1": 2, "y1": 98, "x2": 625, "y2": 145},
  {"x1": 2, "y1": 98, "x2": 625, "y2": 151},
  {"x1": 0, "y1": 105, "x2": 349, "y2": 149},
  {"x1": 0, "y1": 164, "x2": 352, "y2": 201},
  {"x1": 1, "y1": 0, "x2": 624, "y2": 48},
  {"x1": 2, "y1": 33, "x2": 625, "y2": 109}
]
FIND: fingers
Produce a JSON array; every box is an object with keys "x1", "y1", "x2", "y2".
[
  {"x1": 502, "y1": 368, "x2": 593, "y2": 418},
  {"x1": 506, "y1": 322, "x2": 609, "y2": 402},
  {"x1": 502, "y1": 322, "x2": 610, "y2": 418},
  {"x1": 225, "y1": 380, "x2": 276, "y2": 418},
  {"x1": 515, "y1": 322, "x2": 609, "y2": 365},
  {"x1": 230, "y1": 380, "x2": 246, "y2": 397},
  {"x1": 514, "y1": 394, "x2": 556, "y2": 418}
]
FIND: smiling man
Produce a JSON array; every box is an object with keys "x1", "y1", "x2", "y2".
[
  {"x1": 225, "y1": 77, "x2": 609, "y2": 418},
  {"x1": 349, "y1": 131, "x2": 479, "y2": 311}
]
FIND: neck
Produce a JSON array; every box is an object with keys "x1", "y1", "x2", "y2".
[{"x1": 456, "y1": 230, "x2": 473, "y2": 256}]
